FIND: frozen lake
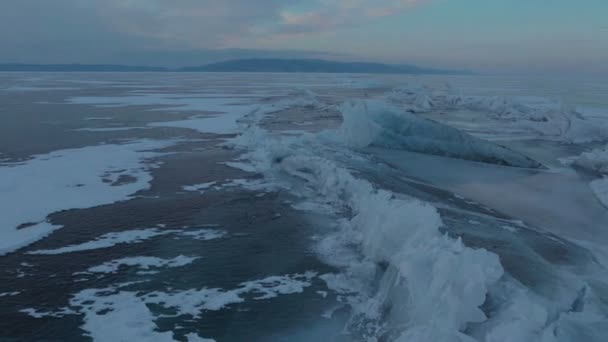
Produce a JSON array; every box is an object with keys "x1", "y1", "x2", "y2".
[{"x1": 1, "y1": 72, "x2": 607, "y2": 341}]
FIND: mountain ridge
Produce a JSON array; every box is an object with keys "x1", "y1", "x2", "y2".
[
  {"x1": 178, "y1": 58, "x2": 471, "y2": 74},
  {"x1": 0, "y1": 59, "x2": 472, "y2": 75}
]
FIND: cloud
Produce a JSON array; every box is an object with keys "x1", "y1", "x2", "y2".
[
  {"x1": 92, "y1": 0, "x2": 294, "y2": 48},
  {"x1": 277, "y1": 0, "x2": 429, "y2": 34},
  {"x1": 0, "y1": 0, "x2": 429, "y2": 64},
  {"x1": 89, "y1": 0, "x2": 430, "y2": 47}
]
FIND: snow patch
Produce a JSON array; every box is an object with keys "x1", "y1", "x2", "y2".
[
  {"x1": 176, "y1": 229, "x2": 227, "y2": 241},
  {"x1": 29, "y1": 226, "x2": 227, "y2": 256},
  {"x1": 27, "y1": 272, "x2": 316, "y2": 341},
  {"x1": 28, "y1": 228, "x2": 176, "y2": 255},
  {"x1": 0, "y1": 139, "x2": 176, "y2": 255},
  {"x1": 182, "y1": 181, "x2": 217, "y2": 192},
  {"x1": 85, "y1": 255, "x2": 199, "y2": 274}
]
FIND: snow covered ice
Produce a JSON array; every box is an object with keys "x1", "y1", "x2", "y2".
[{"x1": 0, "y1": 139, "x2": 177, "y2": 255}]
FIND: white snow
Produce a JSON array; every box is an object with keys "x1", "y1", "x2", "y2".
[
  {"x1": 27, "y1": 272, "x2": 316, "y2": 341},
  {"x1": 176, "y1": 229, "x2": 227, "y2": 241},
  {"x1": 67, "y1": 94, "x2": 260, "y2": 134},
  {"x1": 145, "y1": 90, "x2": 321, "y2": 135},
  {"x1": 183, "y1": 177, "x2": 275, "y2": 193},
  {"x1": 240, "y1": 271, "x2": 317, "y2": 300},
  {"x1": 86, "y1": 255, "x2": 199, "y2": 274},
  {"x1": 71, "y1": 289, "x2": 179, "y2": 342},
  {"x1": 182, "y1": 181, "x2": 217, "y2": 192},
  {"x1": 67, "y1": 90, "x2": 327, "y2": 136},
  {"x1": 148, "y1": 110, "x2": 255, "y2": 134},
  {"x1": 0, "y1": 139, "x2": 176, "y2": 255},
  {"x1": 29, "y1": 226, "x2": 227, "y2": 255},
  {"x1": 28, "y1": 228, "x2": 175, "y2": 255},
  {"x1": 222, "y1": 178, "x2": 275, "y2": 191},
  {"x1": 185, "y1": 333, "x2": 216, "y2": 342},
  {"x1": 20, "y1": 307, "x2": 76, "y2": 318},
  {"x1": 224, "y1": 161, "x2": 258, "y2": 173}
]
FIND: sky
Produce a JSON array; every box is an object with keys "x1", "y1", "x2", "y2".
[{"x1": 1, "y1": 0, "x2": 607, "y2": 75}]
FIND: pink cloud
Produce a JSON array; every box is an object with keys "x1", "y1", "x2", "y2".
[{"x1": 278, "y1": 0, "x2": 429, "y2": 34}]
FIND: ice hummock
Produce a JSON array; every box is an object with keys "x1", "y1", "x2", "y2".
[
  {"x1": 227, "y1": 98, "x2": 608, "y2": 341},
  {"x1": 334, "y1": 100, "x2": 543, "y2": 168},
  {"x1": 572, "y1": 144, "x2": 608, "y2": 174},
  {"x1": 230, "y1": 130, "x2": 505, "y2": 340},
  {"x1": 570, "y1": 144, "x2": 608, "y2": 207},
  {"x1": 386, "y1": 84, "x2": 608, "y2": 143}
]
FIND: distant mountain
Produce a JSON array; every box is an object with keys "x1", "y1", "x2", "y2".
[
  {"x1": 0, "y1": 64, "x2": 167, "y2": 72},
  {"x1": 179, "y1": 58, "x2": 471, "y2": 75},
  {"x1": 0, "y1": 59, "x2": 472, "y2": 75}
]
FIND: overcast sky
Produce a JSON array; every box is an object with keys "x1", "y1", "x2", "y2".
[{"x1": 1, "y1": 0, "x2": 607, "y2": 75}]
